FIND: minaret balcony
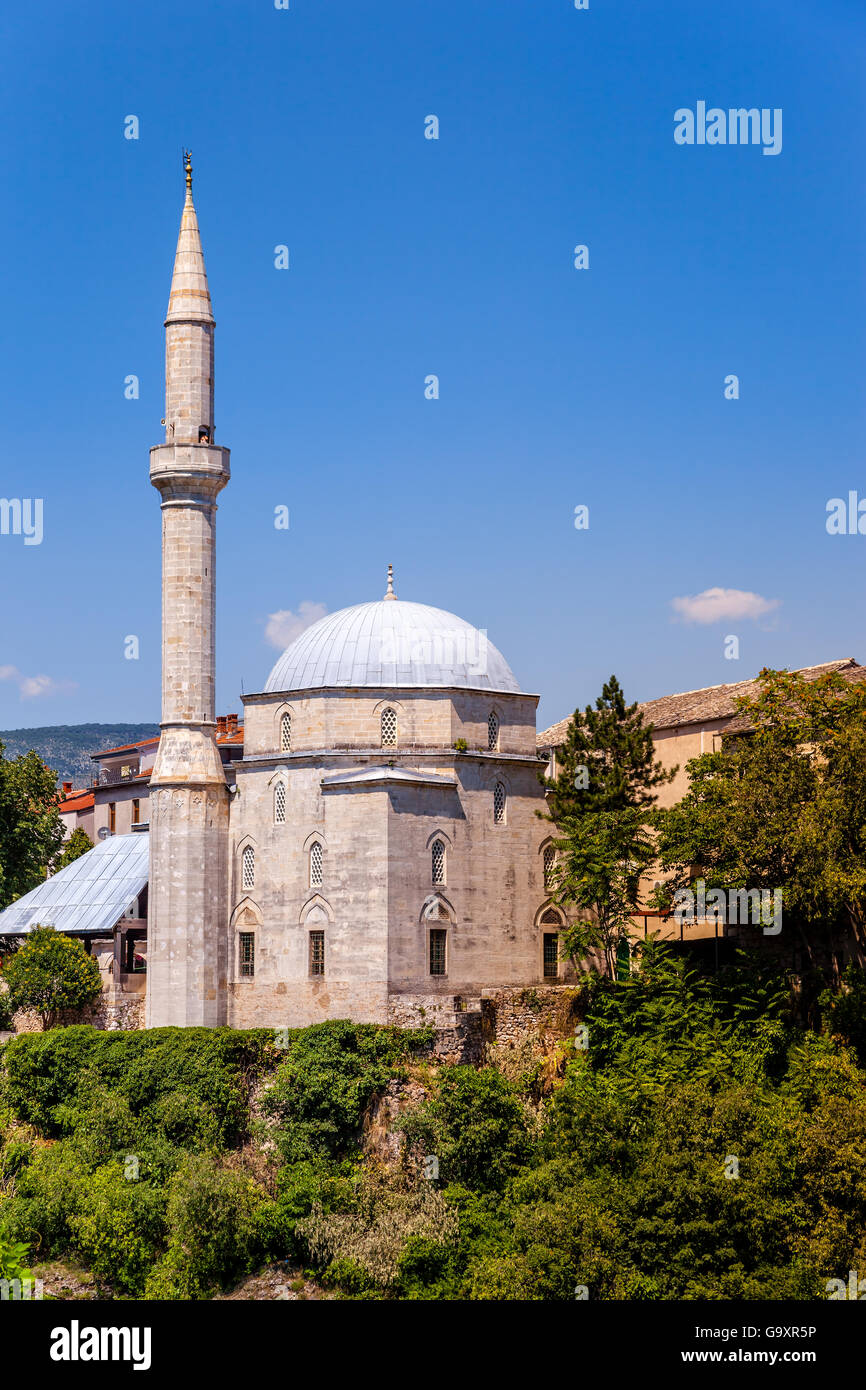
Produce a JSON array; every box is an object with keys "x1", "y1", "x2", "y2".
[{"x1": 150, "y1": 442, "x2": 231, "y2": 503}]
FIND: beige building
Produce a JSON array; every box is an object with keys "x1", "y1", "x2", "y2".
[{"x1": 537, "y1": 657, "x2": 866, "y2": 953}]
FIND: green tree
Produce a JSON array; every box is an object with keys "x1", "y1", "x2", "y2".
[
  {"x1": 0, "y1": 744, "x2": 64, "y2": 908},
  {"x1": 541, "y1": 675, "x2": 675, "y2": 823},
  {"x1": 3, "y1": 926, "x2": 102, "y2": 1029},
  {"x1": 541, "y1": 677, "x2": 673, "y2": 978},
  {"x1": 555, "y1": 808, "x2": 656, "y2": 978},
  {"x1": 655, "y1": 668, "x2": 866, "y2": 964},
  {"x1": 54, "y1": 827, "x2": 93, "y2": 871}
]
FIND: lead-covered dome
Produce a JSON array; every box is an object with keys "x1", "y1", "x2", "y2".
[{"x1": 264, "y1": 597, "x2": 522, "y2": 694}]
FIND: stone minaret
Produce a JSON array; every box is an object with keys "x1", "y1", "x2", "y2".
[{"x1": 146, "y1": 154, "x2": 231, "y2": 1027}]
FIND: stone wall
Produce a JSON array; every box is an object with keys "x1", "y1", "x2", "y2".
[
  {"x1": 10, "y1": 993, "x2": 145, "y2": 1035},
  {"x1": 480, "y1": 984, "x2": 583, "y2": 1048}
]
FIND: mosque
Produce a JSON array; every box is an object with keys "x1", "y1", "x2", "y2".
[{"x1": 0, "y1": 159, "x2": 569, "y2": 1030}]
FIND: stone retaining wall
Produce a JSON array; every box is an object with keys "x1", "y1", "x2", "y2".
[{"x1": 10, "y1": 993, "x2": 145, "y2": 1035}]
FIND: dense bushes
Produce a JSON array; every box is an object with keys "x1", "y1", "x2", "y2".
[
  {"x1": 1, "y1": 965, "x2": 865, "y2": 1300},
  {"x1": 0, "y1": 1021, "x2": 429, "y2": 1297},
  {"x1": 261, "y1": 1020, "x2": 432, "y2": 1162},
  {"x1": 2, "y1": 1026, "x2": 275, "y2": 1148}
]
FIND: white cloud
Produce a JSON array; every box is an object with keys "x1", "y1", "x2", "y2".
[
  {"x1": 0, "y1": 666, "x2": 77, "y2": 699},
  {"x1": 264, "y1": 601, "x2": 328, "y2": 650},
  {"x1": 671, "y1": 587, "x2": 781, "y2": 626}
]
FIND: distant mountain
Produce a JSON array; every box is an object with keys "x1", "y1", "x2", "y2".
[{"x1": 0, "y1": 723, "x2": 160, "y2": 788}]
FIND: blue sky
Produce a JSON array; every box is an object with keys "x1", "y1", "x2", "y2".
[{"x1": 0, "y1": 0, "x2": 864, "y2": 733}]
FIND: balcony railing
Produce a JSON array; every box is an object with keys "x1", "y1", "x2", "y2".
[{"x1": 92, "y1": 766, "x2": 143, "y2": 787}]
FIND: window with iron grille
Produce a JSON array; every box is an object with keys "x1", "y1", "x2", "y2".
[
  {"x1": 280, "y1": 712, "x2": 292, "y2": 752},
  {"x1": 431, "y1": 839, "x2": 446, "y2": 886},
  {"x1": 242, "y1": 845, "x2": 255, "y2": 890},
  {"x1": 429, "y1": 928, "x2": 447, "y2": 976},
  {"x1": 310, "y1": 841, "x2": 323, "y2": 888},
  {"x1": 309, "y1": 930, "x2": 325, "y2": 977},
  {"x1": 239, "y1": 932, "x2": 255, "y2": 977},
  {"x1": 381, "y1": 707, "x2": 397, "y2": 746},
  {"x1": 487, "y1": 711, "x2": 499, "y2": 750},
  {"x1": 274, "y1": 782, "x2": 286, "y2": 824},
  {"x1": 543, "y1": 933, "x2": 559, "y2": 978},
  {"x1": 493, "y1": 782, "x2": 506, "y2": 824},
  {"x1": 543, "y1": 844, "x2": 556, "y2": 889}
]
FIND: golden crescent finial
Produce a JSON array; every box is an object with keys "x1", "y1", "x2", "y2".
[{"x1": 183, "y1": 148, "x2": 192, "y2": 192}]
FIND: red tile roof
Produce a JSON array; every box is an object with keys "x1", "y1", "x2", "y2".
[
  {"x1": 91, "y1": 736, "x2": 160, "y2": 759},
  {"x1": 59, "y1": 790, "x2": 95, "y2": 812}
]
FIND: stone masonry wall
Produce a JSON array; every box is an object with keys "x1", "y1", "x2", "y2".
[
  {"x1": 11, "y1": 994, "x2": 145, "y2": 1035},
  {"x1": 480, "y1": 984, "x2": 583, "y2": 1048}
]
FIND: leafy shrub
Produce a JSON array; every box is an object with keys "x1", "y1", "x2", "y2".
[
  {"x1": 820, "y1": 965, "x2": 866, "y2": 1065},
  {"x1": 3, "y1": 928, "x2": 101, "y2": 1028},
  {"x1": 261, "y1": 1020, "x2": 431, "y2": 1161},
  {"x1": 2, "y1": 1026, "x2": 275, "y2": 1147},
  {"x1": 296, "y1": 1173, "x2": 459, "y2": 1291},
  {"x1": 398, "y1": 1066, "x2": 531, "y2": 1191},
  {"x1": 144, "y1": 1154, "x2": 269, "y2": 1299},
  {"x1": 66, "y1": 1162, "x2": 167, "y2": 1295}
]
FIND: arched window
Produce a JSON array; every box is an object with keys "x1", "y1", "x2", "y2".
[
  {"x1": 493, "y1": 782, "x2": 506, "y2": 825},
  {"x1": 242, "y1": 845, "x2": 255, "y2": 890},
  {"x1": 280, "y1": 712, "x2": 292, "y2": 752},
  {"x1": 274, "y1": 782, "x2": 286, "y2": 825},
  {"x1": 543, "y1": 844, "x2": 556, "y2": 889},
  {"x1": 310, "y1": 840, "x2": 323, "y2": 888},
  {"x1": 431, "y1": 839, "x2": 446, "y2": 886},
  {"x1": 381, "y1": 707, "x2": 397, "y2": 747},
  {"x1": 487, "y1": 711, "x2": 499, "y2": 751},
  {"x1": 540, "y1": 907, "x2": 561, "y2": 926}
]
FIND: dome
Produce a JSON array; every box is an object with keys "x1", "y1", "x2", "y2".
[{"x1": 264, "y1": 598, "x2": 522, "y2": 694}]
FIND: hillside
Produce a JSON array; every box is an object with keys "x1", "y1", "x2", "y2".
[
  {"x1": 2, "y1": 952, "x2": 865, "y2": 1300},
  {"x1": 0, "y1": 723, "x2": 159, "y2": 788}
]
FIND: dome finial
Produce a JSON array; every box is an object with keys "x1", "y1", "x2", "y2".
[
  {"x1": 183, "y1": 147, "x2": 192, "y2": 194},
  {"x1": 383, "y1": 563, "x2": 397, "y2": 600}
]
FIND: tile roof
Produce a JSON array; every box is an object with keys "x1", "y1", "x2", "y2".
[
  {"x1": 59, "y1": 791, "x2": 95, "y2": 812},
  {"x1": 537, "y1": 659, "x2": 862, "y2": 747},
  {"x1": 91, "y1": 737, "x2": 160, "y2": 760}
]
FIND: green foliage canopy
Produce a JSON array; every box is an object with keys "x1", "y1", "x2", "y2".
[{"x1": 3, "y1": 927, "x2": 102, "y2": 1028}]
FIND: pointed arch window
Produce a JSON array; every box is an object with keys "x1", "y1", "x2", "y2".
[
  {"x1": 274, "y1": 782, "x2": 286, "y2": 825},
  {"x1": 242, "y1": 845, "x2": 255, "y2": 891},
  {"x1": 381, "y1": 707, "x2": 397, "y2": 747},
  {"x1": 280, "y1": 712, "x2": 292, "y2": 753},
  {"x1": 493, "y1": 782, "x2": 506, "y2": 825},
  {"x1": 310, "y1": 840, "x2": 323, "y2": 888},
  {"x1": 431, "y1": 839, "x2": 446, "y2": 886},
  {"x1": 487, "y1": 711, "x2": 499, "y2": 751},
  {"x1": 543, "y1": 844, "x2": 556, "y2": 890}
]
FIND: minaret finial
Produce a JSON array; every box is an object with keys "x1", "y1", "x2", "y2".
[
  {"x1": 183, "y1": 148, "x2": 192, "y2": 193},
  {"x1": 383, "y1": 563, "x2": 396, "y2": 600}
]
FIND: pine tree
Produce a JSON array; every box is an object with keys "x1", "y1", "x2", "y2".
[{"x1": 541, "y1": 675, "x2": 675, "y2": 824}]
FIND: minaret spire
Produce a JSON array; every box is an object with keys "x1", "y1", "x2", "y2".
[
  {"x1": 164, "y1": 153, "x2": 215, "y2": 444},
  {"x1": 147, "y1": 160, "x2": 231, "y2": 1029}
]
